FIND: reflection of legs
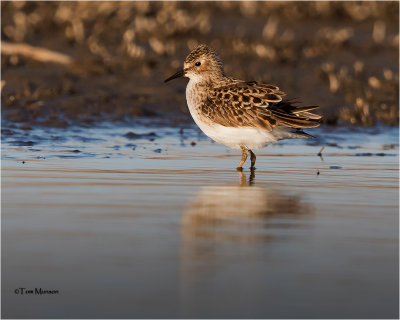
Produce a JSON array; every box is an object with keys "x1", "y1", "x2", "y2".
[
  {"x1": 237, "y1": 170, "x2": 246, "y2": 186},
  {"x1": 237, "y1": 168, "x2": 255, "y2": 186},
  {"x1": 249, "y1": 167, "x2": 255, "y2": 184},
  {"x1": 237, "y1": 146, "x2": 247, "y2": 170},
  {"x1": 249, "y1": 150, "x2": 256, "y2": 168}
]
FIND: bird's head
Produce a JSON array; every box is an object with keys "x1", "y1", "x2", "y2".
[{"x1": 164, "y1": 44, "x2": 225, "y2": 83}]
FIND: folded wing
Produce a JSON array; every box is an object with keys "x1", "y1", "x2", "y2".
[{"x1": 200, "y1": 81, "x2": 322, "y2": 131}]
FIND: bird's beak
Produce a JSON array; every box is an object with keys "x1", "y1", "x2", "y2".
[{"x1": 164, "y1": 69, "x2": 185, "y2": 83}]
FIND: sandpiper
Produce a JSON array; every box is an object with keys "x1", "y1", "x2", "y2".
[{"x1": 165, "y1": 44, "x2": 321, "y2": 170}]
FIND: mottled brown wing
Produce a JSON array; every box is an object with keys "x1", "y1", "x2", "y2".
[{"x1": 200, "y1": 81, "x2": 321, "y2": 130}]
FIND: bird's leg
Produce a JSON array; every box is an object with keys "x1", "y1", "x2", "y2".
[
  {"x1": 249, "y1": 150, "x2": 256, "y2": 169},
  {"x1": 237, "y1": 146, "x2": 248, "y2": 170}
]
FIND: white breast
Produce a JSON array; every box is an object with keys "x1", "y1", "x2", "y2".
[{"x1": 185, "y1": 78, "x2": 214, "y2": 136}]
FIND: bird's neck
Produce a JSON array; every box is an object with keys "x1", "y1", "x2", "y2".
[
  {"x1": 186, "y1": 78, "x2": 209, "y2": 110},
  {"x1": 186, "y1": 75, "x2": 230, "y2": 110}
]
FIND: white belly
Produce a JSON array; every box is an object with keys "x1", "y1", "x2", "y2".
[
  {"x1": 187, "y1": 103, "x2": 278, "y2": 149},
  {"x1": 185, "y1": 79, "x2": 295, "y2": 150}
]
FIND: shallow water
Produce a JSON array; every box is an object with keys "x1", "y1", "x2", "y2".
[{"x1": 2, "y1": 123, "x2": 399, "y2": 318}]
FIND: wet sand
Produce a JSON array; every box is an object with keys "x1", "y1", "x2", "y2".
[{"x1": 1, "y1": 124, "x2": 398, "y2": 318}]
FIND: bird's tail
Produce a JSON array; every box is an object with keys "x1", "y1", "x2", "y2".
[{"x1": 269, "y1": 100, "x2": 322, "y2": 129}]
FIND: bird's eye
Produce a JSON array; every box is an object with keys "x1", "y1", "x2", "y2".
[{"x1": 195, "y1": 61, "x2": 201, "y2": 66}]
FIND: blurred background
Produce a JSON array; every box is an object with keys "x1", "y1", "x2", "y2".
[{"x1": 1, "y1": 1, "x2": 399, "y2": 128}]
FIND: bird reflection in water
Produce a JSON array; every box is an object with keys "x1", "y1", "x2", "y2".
[
  {"x1": 179, "y1": 170, "x2": 313, "y2": 316},
  {"x1": 181, "y1": 169, "x2": 312, "y2": 243}
]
